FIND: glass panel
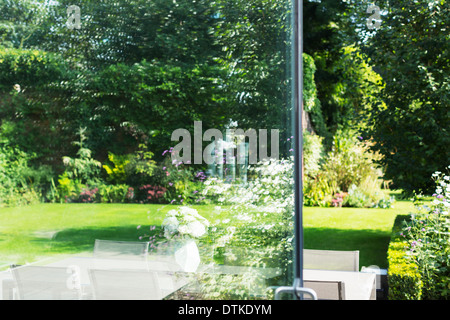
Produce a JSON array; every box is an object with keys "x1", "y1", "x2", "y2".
[{"x1": 0, "y1": 0, "x2": 295, "y2": 300}]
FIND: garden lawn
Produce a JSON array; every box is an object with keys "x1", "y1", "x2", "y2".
[
  {"x1": 303, "y1": 200, "x2": 415, "y2": 269},
  {"x1": 0, "y1": 200, "x2": 415, "y2": 270}
]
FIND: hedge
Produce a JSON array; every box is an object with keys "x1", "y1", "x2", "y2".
[{"x1": 387, "y1": 215, "x2": 423, "y2": 300}]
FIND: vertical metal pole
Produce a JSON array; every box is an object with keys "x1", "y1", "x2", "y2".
[{"x1": 293, "y1": 0, "x2": 304, "y2": 299}]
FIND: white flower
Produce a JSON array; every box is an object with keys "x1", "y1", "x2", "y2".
[{"x1": 161, "y1": 206, "x2": 209, "y2": 239}]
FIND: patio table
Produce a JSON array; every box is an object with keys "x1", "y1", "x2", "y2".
[
  {"x1": 304, "y1": 269, "x2": 376, "y2": 300},
  {"x1": 0, "y1": 255, "x2": 189, "y2": 300},
  {"x1": 1, "y1": 256, "x2": 376, "y2": 300}
]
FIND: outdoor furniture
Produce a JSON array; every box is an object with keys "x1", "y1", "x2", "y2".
[
  {"x1": 304, "y1": 269, "x2": 376, "y2": 300},
  {"x1": 88, "y1": 269, "x2": 162, "y2": 300},
  {"x1": 46, "y1": 255, "x2": 188, "y2": 298},
  {"x1": 93, "y1": 239, "x2": 150, "y2": 260},
  {"x1": 93, "y1": 239, "x2": 151, "y2": 270},
  {"x1": 303, "y1": 249, "x2": 360, "y2": 272},
  {"x1": 303, "y1": 280, "x2": 345, "y2": 300},
  {"x1": 10, "y1": 265, "x2": 83, "y2": 300},
  {"x1": 361, "y1": 265, "x2": 388, "y2": 300}
]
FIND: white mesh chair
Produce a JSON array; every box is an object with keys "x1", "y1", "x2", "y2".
[
  {"x1": 88, "y1": 269, "x2": 162, "y2": 300},
  {"x1": 93, "y1": 239, "x2": 150, "y2": 260},
  {"x1": 92, "y1": 239, "x2": 150, "y2": 270},
  {"x1": 303, "y1": 249, "x2": 359, "y2": 271},
  {"x1": 303, "y1": 280, "x2": 345, "y2": 300},
  {"x1": 11, "y1": 265, "x2": 82, "y2": 300}
]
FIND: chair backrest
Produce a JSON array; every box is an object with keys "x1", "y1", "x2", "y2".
[
  {"x1": 11, "y1": 265, "x2": 82, "y2": 300},
  {"x1": 303, "y1": 249, "x2": 359, "y2": 271},
  {"x1": 88, "y1": 269, "x2": 162, "y2": 300},
  {"x1": 303, "y1": 280, "x2": 345, "y2": 300},
  {"x1": 93, "y1": 239, "x2": 150, "y2": 260}
]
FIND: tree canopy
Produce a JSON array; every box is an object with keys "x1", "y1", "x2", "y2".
[{"x1": 354, "y1": 0, "x2": 449, "y2": 194}]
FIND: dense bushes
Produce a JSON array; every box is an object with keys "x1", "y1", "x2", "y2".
[
  {"x1": 303, "y1": 129, "x2": 394, "y2": 208},
  {"x1": 0, "y1": 143, "x2": 55, "y2": 207},
  {"x1": 388, "y1": 168, "x2": 450, "y2": 300}
]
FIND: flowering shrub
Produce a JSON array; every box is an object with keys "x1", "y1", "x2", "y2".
[
  {"x1": 398, "y1": 167, "x2": 450, "y2": 299},
  {"x1": 197, "y1": 158, "x2": 295, "y2": 298},
  {"x1": 78, "y1": 187, "x2": 99, "y2": 203},
  {"x1": 161, "y1": 206, "x2": 210, "y2": 240},
  {"x1": 303, "y1": 129, "x2": 394, "y2": 208},
  {"x1": 153, "y1": 148, "x2": 206, "y2": 204},
  {"x1": 331, "y1": 192, "x2": 346, "y2": 207},
  {"x1": 137, "y1": 185, "x2": 166, "y2": 203}
]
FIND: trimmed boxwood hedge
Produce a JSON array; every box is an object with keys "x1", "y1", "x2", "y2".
[{"x1": 387, "y1": 215, "x2": 423, "y2": 300}]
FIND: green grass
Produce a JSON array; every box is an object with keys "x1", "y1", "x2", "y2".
[
  {"x1": 0, "y1": 203, "x2": 221, "y2": 266},
  {"x1": 304, "y1": 200, "x2": 415, "y2": 268},
  {"x1": 0, "y1": 200, "x2": 415, "y2": 269}
]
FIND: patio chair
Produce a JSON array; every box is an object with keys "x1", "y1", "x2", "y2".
[
  {"x1": 11, "y1": 265, "x2": 82, "y2": 300},
  {"x1": 303, "y1": 280, "x2": 346, "y2": 300},
  {"x1": 303, "y1": 249, "x2": 359, "y2": 272},
  {"x1": 93, "y1": 239, "x2": 150, "y2": 260},
  {"x1": 88, "y1": 269, "x2": 163, "y2": 300},
  {"x1": 92, "y1": 239, "x2": 150, "y2": 270}
]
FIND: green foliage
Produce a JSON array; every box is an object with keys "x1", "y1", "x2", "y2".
[
  {"x1": 303, "y1": 173, "x2": 335, "y2": 207},
  {"x1": 0, "y1": 47, "x2": 75, "y2": 167},
  {"x1": 103, "y1": 153, "x2": 131, "y2": 185},
  {"x1": 302, "y1": 54, "x2": 329, "y2": 138},
  {"x1": 304, "y1": 1, "x2": 382, "y2": 139},
  {"x1": 97, "y1": 184, "x2": 132, "y2": 203},
  {"x1": 304, "y1": 129, "x2": 392, "y2": 207},
  {"x1": 0, "y1": 0, "x2": 50, "y2": 49},
  {"x1": 0, "y1": 47, "x2": 68, "y2": 90},
  {"x1": 400, "y1": 171, "x2": 450, "y2": 300},
  {"x1": 387, "y1": 239, "x2": 423, "y2": 300},
  {"x1": 56, "y1": 128, "x2": 102, "y2": 202},
  {"x1": 321, "y1": 130, "x2": 381, "y2": 192},
  {"x1": 127, "y1": 144, "x2": 157, "y2": 186},
  {"x1": 61, "y1": 128, "x2": 101, "y2": 185},
  {"x1": 197, "y1": 159, "x2": 295, "y2": 298},
  {"x1": 354, "y1": 0, "x2": 450, "y2": 195},
  {"x1": 303, "y1": 131, "x2": 325, "y2": 178},
  {"x1": 154, "y1": 153, "x2": 206, "y2": 205},
  {"x1": 0, "y1": 143, "x2": 41, "y2": 206},
  {"x1": 388, "y1": 169, "x2": 450, "y2": 300}
]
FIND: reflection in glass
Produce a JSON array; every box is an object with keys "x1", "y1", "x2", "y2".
[{"x1": 0, "y1": 0, "x2": 295, "y2": 300}]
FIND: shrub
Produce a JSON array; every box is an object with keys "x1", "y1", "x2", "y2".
[
  {"x1": 321, "y1": 130, "x2": 382, "y2": 192},
  {"x1": 388, "y1": 167, "x2": 450, "y2": 300},
  {"x1": 153, "y1": 149, "x2": 206, "y2": 205},
  {"x1": 56, "y1": 172, "x2": 85, "y2": 202},
  {"x1": 303, "y1": 173, "x2": 335, "y2": 207},
  {"x1": 103, "y1": 145, "x2": 158, "y2": 187},
  {"x1": 137, "y1": 185, "x2": 167, "y2": 204},
  {"x1": 303, "y1": 131, "x2": 324, "y2": 179},
  {"x1": 60, "y1": 128, "x2": 102, "y2": 191},
  {"x1": 304, "y1": 129, "x2": 393, "y2": 208},
  {"x1": 77, "y1": 187, "x2": 99, "y2": 203},
  {"x1": 98, "y1": 184, "x2": 132, "y2": 203},
  {"x1": 102, "y1": 153, "x2": 130, "y2": 184},
  {"x1": 0, "y1": 143, "x2": 42, "y2": 206},
  {"x1": 387, "y1": 215, "x2": 423, "y2": 300}
]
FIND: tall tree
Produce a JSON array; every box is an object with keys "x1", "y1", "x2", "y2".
[{"x1": 353, "y1": 0, "x2": 449, "y2": 194}]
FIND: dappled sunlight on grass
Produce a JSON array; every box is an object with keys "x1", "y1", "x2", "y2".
[{"x1": 0, "y1": 200, "x2": 415, "y2": 268}]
